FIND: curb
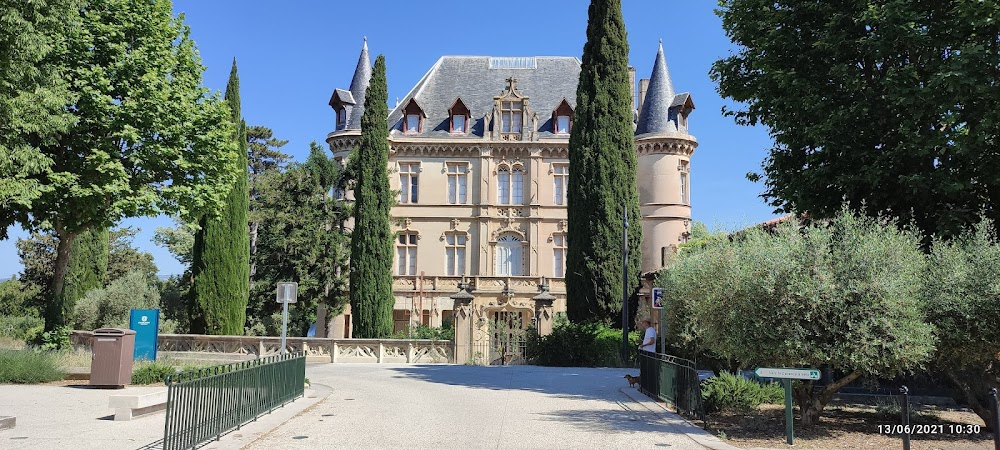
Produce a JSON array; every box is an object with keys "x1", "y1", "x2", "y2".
[
  {"x1": 199, "y1": 383, "x2": 334, "y2": 450},
  {"x1": 618, "y1": 387, "x2": 742, "y2": 450}
]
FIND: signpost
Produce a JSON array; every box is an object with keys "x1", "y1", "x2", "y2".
[
  {"x1": 755, "y1": 367, "x2": 821, "y2": 445},
  {"x1": 276, "y1": 282, "x2": 298, "y2": 354}
]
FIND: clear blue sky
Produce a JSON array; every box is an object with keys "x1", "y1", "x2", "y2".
[{"x1": 0, "y1": 0, "x2": 780, "y2": 279}]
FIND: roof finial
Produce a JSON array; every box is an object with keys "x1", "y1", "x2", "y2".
[
  {"x1": 659, "y1": 38, "x2": 662, "y2": 44},
  {"x1": 364, "y1": 36, "x2": 367, "y2": 43}
]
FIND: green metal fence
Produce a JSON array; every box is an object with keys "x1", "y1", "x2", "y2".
[
  {"x1": 638, "y1": 351, "x2": 705, "y2": 423},
  {"x1": 163, "y1": 352, "x2": 306, "y2": 450}
]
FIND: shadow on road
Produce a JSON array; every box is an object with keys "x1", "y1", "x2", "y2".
[{"x1": 386, "y1": 364, "x2": 640, "y2": 402}]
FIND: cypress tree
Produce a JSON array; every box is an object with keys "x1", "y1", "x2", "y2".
[
  {"x1": 566, "y1": 0, "x2": 642, "y2": 324},
  {"x1": 190, "y1": 59, "x2": 250, "y2": 335},
  {"x1": 349, "y1": 54, "x2": 394, "y2": 338},
  {"x1": 62, "y1": 227, "x2": 109, "y2": 322}
]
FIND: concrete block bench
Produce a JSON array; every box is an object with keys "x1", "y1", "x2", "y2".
[
  {"x1": 0, "y1": 415, "x2": 14, "y2": 430},
  {"x1": 108, "y1": 391, "x2": 168, "y2": 421}
]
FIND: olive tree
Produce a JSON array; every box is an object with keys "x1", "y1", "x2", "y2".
[{"x1": 659, "y1": 208, "x2": 935, "y2": 426}]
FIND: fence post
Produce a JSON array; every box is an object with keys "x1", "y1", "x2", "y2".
[
  {"x1": 900, "y1": 385, "x2": 910, "y2": 450},
  {"x1": 990, "y1": 388, "x2": 1000, "y2": 450}
]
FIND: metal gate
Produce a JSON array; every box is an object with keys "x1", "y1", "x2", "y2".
[{"x1": 473, "y1": 310, "x2": 529, "y2": 365}]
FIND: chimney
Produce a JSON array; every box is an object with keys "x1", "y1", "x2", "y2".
[
  {"x1": 628, "y1": 66, "x2": 636, "y2": 113},
  {"x1": 638, "y1": 78, "x2": 650, "y2": 113}
]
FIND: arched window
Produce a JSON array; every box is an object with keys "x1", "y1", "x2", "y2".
[
  {"x1": 495, "y1": 234, "x2": 523, "y2": 276},
  {"x1": 497, "y1": 164, "x2": 524, "y2": 205}
]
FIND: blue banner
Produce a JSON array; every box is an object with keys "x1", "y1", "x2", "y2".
[{"x1": 129, "y1": 309, "x2": 159, "y2": 361}]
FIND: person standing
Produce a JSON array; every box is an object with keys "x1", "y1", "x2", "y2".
[{"x1": 638, "y1": 319, "x2": 656, "y2": 353}]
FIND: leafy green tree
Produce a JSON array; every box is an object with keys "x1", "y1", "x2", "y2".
[
  {"x1": 62, "y1": 227, "x2": 109, "y2": 318},
  {"x1": 249, "y1": 142, "x2": 350, "y2": 336},
  {"x1": 923, "y1": 220, "x2": 1000, "y2": 429},
  {"x1": 349, "y1": 55, "x2": 394, "y2": 339},
  {"x1": 712, "y1": 1, "x2": 1000, "y2": 240},
  {"x1": 153, "y1": 221, "x2": 196, "y2": 267},
  {"x1": 106, "y1": 228, "x2": 157, "y2": 282},
  {"x1": 190, "y1": 60, "x2": 250, "y2": 335},
  {"x1": 566, "y1": 0, "x2": 642, "y2": 324},
  {"x1": 73, "y1": 271, "x2": 159, "y2": 331},
  {"x1": 2, "y1": 0, "x2": 240, "y2": 331},
  {"x1": 247, "y1": 125, "x2": 290, "y2": 282},
  {"x1": 0, "y1": 0, "x2": 78, "y2": 212},
  {"x1": 0, "y1": 278, "x2": 41, "y2": 317},
  {"x1": 660, "y1": 208, "x2": 935, "y2": 426}
]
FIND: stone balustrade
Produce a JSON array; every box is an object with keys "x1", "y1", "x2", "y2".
[{"x1": 70, "y1": 331, "x2": 454, "y2": 364}]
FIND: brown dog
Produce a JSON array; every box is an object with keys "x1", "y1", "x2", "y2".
[{"x1": 624, "y1": 374, "x2": 640, "y2": 388}]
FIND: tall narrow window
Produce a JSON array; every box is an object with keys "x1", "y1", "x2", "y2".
[
  {"x1": 495, "y1": 235, "x2": 522, "y2": 276},
  {"x1": 512, "y1": 168, "x2": 523, "y2": 204},
  {"x1": 396, "y1": 233, "x2": 418, "y2": 275},
  {"x1": 447, "y1": 163, "x2": 468, "y2": 204},
  {"x1": 336, "y1": 108, "x2": 347, "y2": 130},
  {"x1": 498, "y1": 167, "x2": 510, "y2": 204},
  {"x1": 679, "y1": 160, "x2": 690, "y2": 205},
  {"x1": 445, "y1": 233, "x2": 467, "y2": 276},
  {"x1": 553, "y1": 234, "x2": 566, "y2": 278},
  {"x1": 552, "y1": 164, "x2": 568, "y2": 205},
  {"x1": 501, "y1": 101, "x2": 522, "y2": 133},
  {"x1": 399, "y1": 163, "x2": 419, "y2": 204},
  {"x1": 497, "y1": 165, "x2": 524, "y2": 205}
]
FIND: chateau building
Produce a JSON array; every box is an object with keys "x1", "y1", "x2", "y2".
[{"x1": 322, "y1": 39, "x2": 697, "y2": 364}]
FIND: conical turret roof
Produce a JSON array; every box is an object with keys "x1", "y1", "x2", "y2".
[
  {"x1": 636, "y1": 41, "x2": 676, "y2": 135},
  {"x1": 346, "y1": 38, "x2": 372, "y2": 130}
]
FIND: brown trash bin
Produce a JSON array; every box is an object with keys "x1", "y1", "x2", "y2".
[{"x1": 89, "y1": 328, "x2": 136, "y2": 388}]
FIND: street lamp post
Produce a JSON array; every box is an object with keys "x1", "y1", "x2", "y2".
[{"x1": 621, "y1": 207, "x2": 629, "y2": 363}]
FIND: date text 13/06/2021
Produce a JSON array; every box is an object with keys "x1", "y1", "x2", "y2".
[{"x1": 878, "y1": 424, "x2": 982, "y2": 435}]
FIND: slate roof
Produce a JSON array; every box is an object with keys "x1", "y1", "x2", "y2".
[
  {"x1": 387, "y1": 56, "x2": 582, "y2": 138},
  {"x1": 636, "y1": 41, "x2": 676, "y2": 135},
  {"x1": 329, "y1": 39, "x2": 372, "y2": 131}
]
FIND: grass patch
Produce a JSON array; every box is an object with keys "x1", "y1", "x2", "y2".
[
  {"x1": 131, "y1": 360, "x2": 177, "y2": 385},
  {"x1": 0, "y1": 349, "x2": 65, "y2": 384}
]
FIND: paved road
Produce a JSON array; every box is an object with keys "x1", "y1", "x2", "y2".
[{"x1": 246, "y1": 364, "x2": 709, "y2": 450}]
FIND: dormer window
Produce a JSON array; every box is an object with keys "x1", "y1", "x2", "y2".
[
  {"x1": 449, "y1": 98, "x2": 471, "y2": 134},
  {"x1": 556, "y1": 116, "x2": 570, "y2": 134},
  {"x1": 402, "y1": 99, "x2": 426, "y2": 134},
  {"x1": 501, "y1": 101, "x2": 522, "y2": 133},
  {"x1": 328, "y1": 88, "x2": 356, "y2": 131},
  {"x1": 552, "y1": 99, "x2": 573, "y2": 135},
  {"x1": 406, "y1": 114, "x2": 420, "y2": 133}
]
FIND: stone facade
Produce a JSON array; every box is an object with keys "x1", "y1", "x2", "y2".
[{"x1": 323, "y1": 42, "x2": 697, "y2": 363}]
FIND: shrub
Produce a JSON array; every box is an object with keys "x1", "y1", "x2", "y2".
[
  {"x1": 131, "y1": 360, "x2": 176, "y2": 385},
  {"x1": 391, "y1": 324, "x2": 455, "y2": 341},
  {"x1": 73, "y1": 271, "x2": 159, "y2": 330},
  {"x1": 30, "y1": 326, "x2": 71, "y2": 351},
  {"x1": 0, "y1": 349, "x2": 65, "y2": 383},
  {"x1": 527, "y1": 319, "x2": 640, "y2": 367},
  {"x1": 701, "y1": 372, "x2": 784, "y2": 413},
  {"x1": 0, "y1": 315, "x2": 45, "y2": 341},
  {"x1": 0, "y1": 278, "x2": 42, "y2": 317}
]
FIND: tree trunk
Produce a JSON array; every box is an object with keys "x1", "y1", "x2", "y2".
[
  {"x1": 45, "y1": 229, "x2": 80, "y2": 332},
  {"x1": 794, "y1": 369, "x2": 862, "y2": 427},
  {"x1": 945, "y1": 369, "x2": 995, "y2": 431}
]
